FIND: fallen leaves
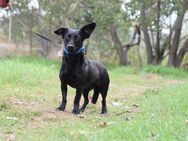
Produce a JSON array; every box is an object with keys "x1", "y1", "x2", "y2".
[
  {"x1": 98, "y1": 122, "x2": 113, "y2": 127},
  {"x1": 78, "y1": 115, "x2": 85, "y2": 119},
  {"x1": 114, "y1": 103, "x2": 141, "y2": 116},
  {"x1": 132, "y1": 103, "x2": 139, "y2": 108},
  {"x1": 98, "y1": 122, "x2": 108, "y2": 127}
]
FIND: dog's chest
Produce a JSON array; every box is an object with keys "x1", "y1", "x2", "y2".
[
  {"x1": 60, "y1": 72, "x2": 85, "y2": 88},
  {"x1": 60, "y1": 59, "x2": 97, "y2": 89}
]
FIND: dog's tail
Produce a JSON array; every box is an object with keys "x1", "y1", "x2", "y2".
[{"x1": 91, "y1": 87, "x2": 100, "y2": 104}]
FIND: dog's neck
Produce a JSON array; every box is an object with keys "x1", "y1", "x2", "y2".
[{"x1": 63, "y1": 54, "x2": 85, "y2": 72}]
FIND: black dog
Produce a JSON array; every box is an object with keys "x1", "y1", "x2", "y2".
[{"x1": 54, "y1": 23, "x2": 110, "y2": 114}]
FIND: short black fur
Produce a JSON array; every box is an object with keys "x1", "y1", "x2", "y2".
[{"x1": 54, "y1": 23, "x2": 110, "y2": 114}]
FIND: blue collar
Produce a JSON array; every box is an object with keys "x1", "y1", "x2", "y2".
[{"x1": 63, "y1": 47, "x2": 85, "y2": 55}]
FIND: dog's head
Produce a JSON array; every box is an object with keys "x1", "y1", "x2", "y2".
[{"x1": 54, "y1": 23, "x2": 96, "y2": 53}]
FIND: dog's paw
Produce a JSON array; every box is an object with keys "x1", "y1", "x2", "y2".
[
  {"x1": 72, "y1": 108, "x2": 80, "y2": 114},
  {"x1": 56, "y1": 104, "x2": 66, "y2": 111},
  {"x1": 72, "y1": 105, "x2": 80, "y2": 114},
  {"x1": 101, "y1": 109, "x2": 107, "y2": 114}
]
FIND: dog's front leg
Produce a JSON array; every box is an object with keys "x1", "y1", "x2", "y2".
[
  {"x1": 57, "y1": 83, "x2": 67, "y2": 111},
  {"x1": 72, "y1": 89, "x2": 82, "y2": 114}
]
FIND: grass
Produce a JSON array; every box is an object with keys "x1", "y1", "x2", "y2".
[{"x1": 0, "y1": 57, "x2": 188, "y2": 141}]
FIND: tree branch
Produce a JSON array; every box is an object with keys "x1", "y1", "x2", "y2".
[{"x1": 123, "y1": 25, "x2": 141, "y2": 49}]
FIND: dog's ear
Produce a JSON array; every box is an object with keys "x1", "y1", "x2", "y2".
[
  {"x1": 54, "y1": 28, "x2": 68, "y2": 38},
  {"x1": 80, "y1": 23, "x2": 96, "y2": 39}
]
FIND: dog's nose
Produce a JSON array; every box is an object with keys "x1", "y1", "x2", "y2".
[{"x1": 67, "y1": 45, "x2": 75, "y2": 52}]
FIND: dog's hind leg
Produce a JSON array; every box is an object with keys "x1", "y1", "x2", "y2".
[
  {"x1": 91, "y1": 87, "x2": 99, "y2": 104},
  {"x1": 99, "y1": 88, "x2": 108, "y2": 114},
  {"x1": 80, "y1": 89, "x2": 89, "y2": 112},
  {"x1": 57, "y1": 83, "x2": 67, "y2": 111}
]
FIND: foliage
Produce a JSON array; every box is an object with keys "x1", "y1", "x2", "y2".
[{"x1": 0, "y1": 0, "x2": 188, "y2": 66}]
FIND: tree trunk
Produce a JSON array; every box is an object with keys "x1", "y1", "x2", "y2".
[
  {"x1": 46, "y1": 15, "x2": 52, "y2": 57},
  {"x1": 168, "y1": 3, "x2": 187, "y2": 67},
  {"x1": 136, "y1": 44, "x2": 142, "y2": 67},
  {"x1": 29, "y1": 8, "x2": 34, "y2": 55},
  {"x1": 119, "y1": 48, "x2": 129, "y2": 65},
  {"x1": 8, "y1": 0, "x2": 13, "y2": 45},
  {"x1": 140, "y1": 5, "x2": 153, "y2": 64},
  {"x1": 175, "y1": 38, "x2": 188, "y2": 67},
  {"x1": 108, "y1": 25, "x2": 129, "y2": 65},
  {"x1": 154, "y1": 0, "x2": 161, "y2": 65}
]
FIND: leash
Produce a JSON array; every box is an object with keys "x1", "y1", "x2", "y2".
[
  {"x1": 8, "y1": 4, "x2": 62, "y2": 47},
  {"x1": 6, "y1": 4, "x2": 89, "y2": 55}
]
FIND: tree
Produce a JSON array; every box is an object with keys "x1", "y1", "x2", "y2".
[
  {"x1": 73, "y1": 0, "x2": 141, "y2": 65},
  {"x1": 127, "y1": 0, "x2": 188, "y2": 67},
  {"x1": 139, "y1": 0, "x2": 169, "y2": 65},
  {"x1": 167, "y1": 0, "x2": 188, "y2": 67}
]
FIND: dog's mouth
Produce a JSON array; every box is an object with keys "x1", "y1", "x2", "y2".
[
  {"x1": 66, "y1": 47, "x2": 77, "y2": 53},
  {"x1": 68, "y1": 48, "x2": 76, "y2": 53}
]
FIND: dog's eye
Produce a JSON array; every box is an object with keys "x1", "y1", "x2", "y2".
[
  {"x1": 64, "y1": 37, "x2": 69, "y2": 43},
  {"x1": 75, "y1": 36, "x2": 81, "y2": 43}
]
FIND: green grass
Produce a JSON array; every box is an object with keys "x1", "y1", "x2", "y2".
[
  {"x1": 141, "y1": 65, "x2": 188, "y2": 79},
  {"x1": 0, "y1": 57, "x2": 188, "y2": 141}
]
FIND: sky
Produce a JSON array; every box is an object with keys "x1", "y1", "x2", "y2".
[{"x1": 28, "y1": 0, "x2": 39, "y2": 9}]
